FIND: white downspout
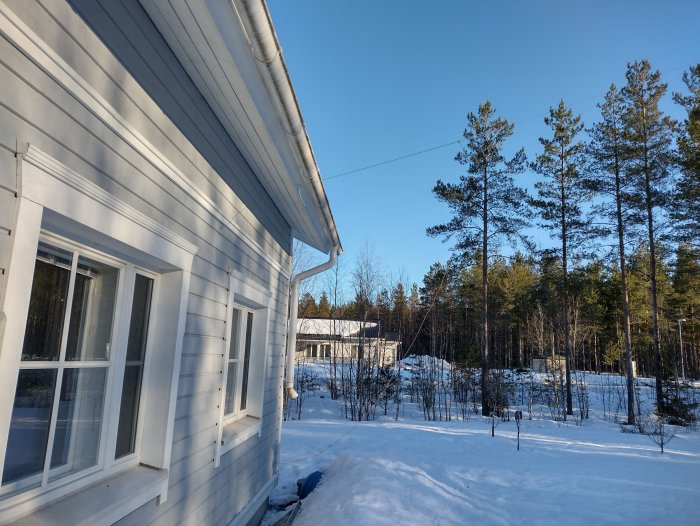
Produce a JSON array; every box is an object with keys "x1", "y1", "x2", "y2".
[
  {"x1": 233, "y1": 1, "x2": 343, "y2": 397},
  {"x1": 285, "y1": 246, "x2": 339, "y2": 399}
]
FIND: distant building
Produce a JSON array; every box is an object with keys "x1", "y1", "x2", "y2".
[
  {"x1": 296, "y1": 319, "x2": 400, "y2": 367},
  {"x1": 532, "y1": 355, "x2": 566, "y2": 374}
]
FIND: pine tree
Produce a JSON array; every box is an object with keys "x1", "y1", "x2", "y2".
[
  {"x1": 622, "y1": 60, "x2": 677, "y2": 412},
  {"x1": 673, "y1": 64, "x2": 700, "y2": 246},
  {"x1": 375, "y1": 288, "x2": 392, "y2": 326},
  {"x1": 405, "y1": 283, "x2": 421, "y2": 358},
  {"x1": 569, "y1": 261, "x2": 607, "y2": 374},
  {"x1": 391, "y1": 283, "x2": 408, "y2": 340},
  {"x1": 298, "y1": 292, "x2": 318, "y2": 318},
  {"x1": 588, "y1": 85, "x2": 636, "y2": 424},
  {"x1": 409, "y1": 284, "x2": 420, "y2": 311},
  {"x1": 317, "y1": 291, "x2": 331, "y2": 318},
  {"x1": 672, "y1": 245, "x2": 700, "y2": 378},
  {"x1": 672, "y1": 245, "x2": 700, "y2": 318},
  {"x1": 530, "y1": 100, "x2": 588, "y2": 416},
  {"x1": 502, "y1": 253, "x2": 538, "y2": 369},
  {"x1": 428, "y1": 101, "x2": 528, "y2": 416}
]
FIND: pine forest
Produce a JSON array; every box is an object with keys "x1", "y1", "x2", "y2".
[{"x1": 293, "y1": 61, "x2": 700, "y2": 426}]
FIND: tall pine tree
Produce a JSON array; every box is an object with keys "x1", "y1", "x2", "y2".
[
  {"x1": 428, "y1": 101, "x2": 528, "y2": 416},
  {"x1": 588, "y1": 85, "x2": 636, "y2": 424},
  {"x1": 622, "y1": 60, "x2": 676, "y2": 412},
  {"x1": 531, "y1": 100, "x2": 588, "y2": 417},
  {"x1": 673, "y1": 64, "x2": 700, "y2": 246}
]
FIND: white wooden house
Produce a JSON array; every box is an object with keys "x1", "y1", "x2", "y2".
[
  {"x1": 296, "y1": 318, "x2": 400, "y2": 367},
  {"x1": 0, "y1": 1, "x2": 339, "y2": 524}
]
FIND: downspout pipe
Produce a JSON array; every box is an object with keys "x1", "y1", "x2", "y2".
[{"x1": 285, "y1": 246, "x2": 339, "y2": 400}]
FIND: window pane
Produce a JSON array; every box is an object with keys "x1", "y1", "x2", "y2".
[
  {"x1": 2, "y1": 369, "x2": 57, "y2": 485},
  {"x1": 239, "y1": 312, "x2": 253, "y2": 411},
  {"x1": 21, "y1": 243, "x2": 73, "y2": 361},
  {"x1": 126, "y1": 275, "x2": 153, "y2": 362},
  {"x1": 65, "y1": 273, "x2": 89, "y2": 358},
  {"x1": 224, "y1": 362, "x2": 237, "y2": 415},
  {"x1": 115, "y1": 365, "x2": 143, "y2": 459},
  {"x1": 49, "y1": 367, "x2": 106, "y2": 482},
  {"x1": 115, "y1": 274, "x2": 153, "y2": 459},
  {"x1": 66, "y1": 256, "x2": 119, "y2": 361},
  {"x1": 228, "y1": 308, "x2": 240, "y2": 360}
]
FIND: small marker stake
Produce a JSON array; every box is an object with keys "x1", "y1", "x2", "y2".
[{"x1": 515, "y1": 410, "x2": 523, "y2": 451}]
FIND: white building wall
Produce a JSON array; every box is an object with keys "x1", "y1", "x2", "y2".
[{"x1": 0, "y1": 1, "x2": 291, "y2": 524}]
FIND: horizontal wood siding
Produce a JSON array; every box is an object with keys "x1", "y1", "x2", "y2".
[
  {"x1": 0, "y1": 147, "x2": 17, "y2": 308},
  {"x1": 0, "y1": 186, "x2": 14, "y2": 230},
  {"x1": 0, "y1": 149, "x2": 15, "y2": 303},
  {"x1": 66, "y1": 0, "x2": 291, "y2": 251},
  {"x1": 0, "y1": 1, "x2": 291, "y2": 525}
]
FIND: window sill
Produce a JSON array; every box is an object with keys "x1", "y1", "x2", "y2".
[
  {"x1": 219, "y1": 416, "x2": 262, "y2": 459},
  {"x1": 9, "y1": 465, "x2": 168, "y2": 526}
]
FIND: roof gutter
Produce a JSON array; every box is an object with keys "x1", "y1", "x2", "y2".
[
  {"x1": 234, "y1": 0, "x2": 342, "y2": 254},
  {"x1": 284, "y1": 245, "x2": 339, "y2": 400}
]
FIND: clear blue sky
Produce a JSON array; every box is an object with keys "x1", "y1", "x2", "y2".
[{"x1": 267, "y1": 0, "x2": 700, "y2": 295}]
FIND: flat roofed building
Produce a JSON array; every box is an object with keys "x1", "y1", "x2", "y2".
[{"x1": 296, "y1": 318, "x2": 400, "y2": 367}]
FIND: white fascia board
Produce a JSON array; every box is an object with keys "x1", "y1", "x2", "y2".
[{"x1": 139, "y1": 0, "x2": 335, "y2": 253}]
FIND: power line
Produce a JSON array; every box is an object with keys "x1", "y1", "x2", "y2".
[
  {"x1": 323, "y1": 103, "x2": 579, "y2": 182},
  {"x1": 324, "y1": 61, "x2": 696, "y2": 182},
  {"x1": 325, "y1": 140, "x2": 460, "y2": 180}
]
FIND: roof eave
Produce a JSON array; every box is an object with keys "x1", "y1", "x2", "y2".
[{"x1": 139, "y1": 0, "x2": 341, "y2": 254}]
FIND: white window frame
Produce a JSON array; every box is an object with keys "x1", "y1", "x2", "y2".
[
  {"x1": 1, "y1": 236, "x2": 124, "y2": 497},
  {"x1": 2, "y1": 236, "x2": 161, "y2": 493},
  {"x1": 223, "y1": 304, "x2": 256, "y2": 420},
  {"x1": 215, "y1": 269, "x2": 271, "y2": 467},
  {"x1": 110, "y1": 266, "x2": 158, "y2": 467},
  {"x1": 0, "y1": 146, "x2": 196, "y2": 524}
]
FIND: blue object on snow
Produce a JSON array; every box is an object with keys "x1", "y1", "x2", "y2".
[{"x1": 297, "y1": 471, "x2": 323, "y2": 499}]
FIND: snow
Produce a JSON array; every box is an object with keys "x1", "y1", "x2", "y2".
[
  {"x1": 297, "y1": 318, "x2": 377, "y2": 337},
  {"x1": 264, "y1": 365, "x2": 700, "y2": 526}
]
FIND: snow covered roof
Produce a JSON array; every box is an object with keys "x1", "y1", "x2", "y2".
[{"x1": 297, "y1": 318, "x2": 377, "y2": 337}]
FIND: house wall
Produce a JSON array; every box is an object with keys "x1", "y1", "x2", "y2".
[
  {"x1": 298, "y1": 339, "x2": 399, "y2": 367},
  {"x1": 0, "y1": 1, "x2": 289, "y2": 524},
  {"x1": 0, "y1": 147, "x2": 16, "y2": 321}
]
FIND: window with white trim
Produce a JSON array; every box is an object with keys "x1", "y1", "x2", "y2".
[
  {"x1": 0, "y1": 146, "x2": 196, "y2": 524},
  {"x1": 1, "y1": 237, "x2": 155, "y2": 495},
  {"x1": 223, "y1": 306, "x2": 254, "y2": 419},
  {"x1": 215, "y1": 271, "x2": 270, "y2": 465}
]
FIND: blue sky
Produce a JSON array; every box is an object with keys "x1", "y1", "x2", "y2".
[{"x1": 267, "y1": 0, "x2": 700, "y2": 295}]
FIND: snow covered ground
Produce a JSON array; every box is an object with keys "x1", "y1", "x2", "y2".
[{"x1": 264, "y1": 365, "x2": 700, "y2": 526}]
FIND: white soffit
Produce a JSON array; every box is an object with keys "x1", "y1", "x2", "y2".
[{"x1": 139, "y1": 0, "x2": 334, "y2": 253}]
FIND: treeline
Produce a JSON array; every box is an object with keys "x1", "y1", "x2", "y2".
[
  {"x1": 300, "y1": 60, "x2": 699, "y2": 422},
  {"x1": 298, "y1": 246, "x2": 698, "y2": 377}
]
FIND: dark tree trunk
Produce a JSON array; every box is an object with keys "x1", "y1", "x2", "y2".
[
  {"x1": 636, "y1": 108, "x2": 664, "y2": 413},
  {"x1": 560, "y1": 150, "x2": 573, "y2": 416},
  {"x1": 481, "y1": 166, "x2": 490, "y2": 416},
  {"x1": 645, "y1": 152, "x2": 664, "y2": 413},
  {"x1": 614, "y1": 143, "x2": 636, "y2": 424}
]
